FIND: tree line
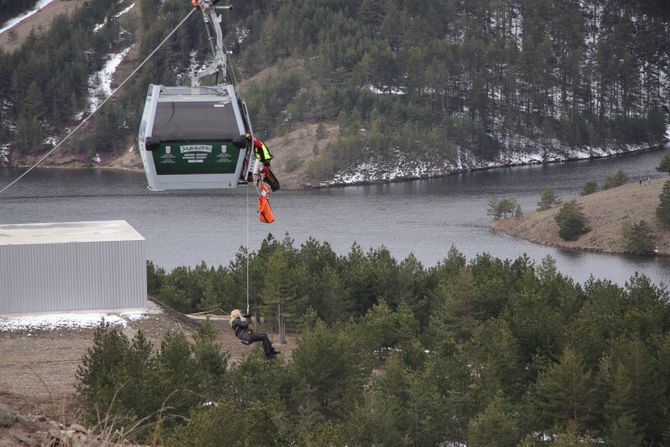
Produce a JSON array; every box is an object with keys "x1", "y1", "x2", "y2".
[
  {"x1": 1, "y1": 0, "x2": 668, "y2": 181},
  {"x1": 0, "y1": 0, "x2": 39, "y2": 26},
  {"x1": 77, "y1": 237, "x2": 670, "y2": 445}
]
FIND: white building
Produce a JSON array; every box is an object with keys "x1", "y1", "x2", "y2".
[{"x1": 0, "y1": 220, "x2": 146, "y2": 314}]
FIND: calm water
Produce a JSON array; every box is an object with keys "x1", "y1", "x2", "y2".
[{"x1": 2, "y1": 149, "x2": 670, "y2": 286}]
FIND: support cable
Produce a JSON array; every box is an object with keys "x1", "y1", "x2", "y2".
[
  {"x1": 0, "y1": 8, "x2": 198, "y2": 196},
  {"x1": 223, "y1": 36, "x2": 255, "y2": 316},
  {"x1": 246, "y1": 151, "x2": 250, "y2": 316}
]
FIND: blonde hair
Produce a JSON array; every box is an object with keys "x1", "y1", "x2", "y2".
[{"x1": 230, "y1": 309, "x2": 242, "y2": 327}]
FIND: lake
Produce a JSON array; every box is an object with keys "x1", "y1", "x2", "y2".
[{"x1": 2, "y1": 148, "x2": 670, "y2": 286}]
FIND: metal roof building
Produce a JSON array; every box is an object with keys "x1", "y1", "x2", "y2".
[{"x1": 0, "y1": 220, "x2": 146, "y2": 314}]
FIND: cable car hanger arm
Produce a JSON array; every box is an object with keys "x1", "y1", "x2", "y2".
[{"x1": 191, "y1": 0, "x2": 232, "y2": 87}]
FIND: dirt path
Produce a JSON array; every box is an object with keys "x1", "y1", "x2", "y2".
[
  {"x1": 0, "y1": 0, "x2": 87, "y2": 53},
  {"x1": 493, "y1": 176, "x2": 670, "y2": 255}
]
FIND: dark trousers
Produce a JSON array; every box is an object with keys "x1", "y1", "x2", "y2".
[{"x1": 248, "y1": 332, "x2": 273, "y2": 355}]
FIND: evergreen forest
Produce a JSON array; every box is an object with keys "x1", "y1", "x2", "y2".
[
  {"x1": 78, "y1": 236, "x2": 670, "y2": 446},
  {"x1": 0, "y1": 0, "x2": 40, "y2": 26},
  {"x1": 0, "y1": 0, "x2": 668, "y2": 181}
]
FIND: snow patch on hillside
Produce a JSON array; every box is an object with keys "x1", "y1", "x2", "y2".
[
  {"x1": 0, "y1": 144, "x2": 9, "y2": 163},
  {"x1": 324, "y1": 142, "x2": 650, "y2": 187},
  {"x1": 87, "y1": 46, "x2": 132, "y2": 112},
  {"x1": 93, "y1": 2, "x2": 135, "y2": 32},
  {"x1": 0, "y1": 0, "x2": 55, "y2": 35},
  {"x1": 368, "y1": 85, "x2": 406, "y2": 95}
]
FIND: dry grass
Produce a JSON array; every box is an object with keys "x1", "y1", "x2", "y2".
[
  {"x1": 493, "y1": 176, "x2": 670, "y2": 255},
  {"x1": 0, "y1": 0, "x2": 88, "y2": 53},
  {"x1": 264, "y1": 122, "x2": 340, "y2": 189}
]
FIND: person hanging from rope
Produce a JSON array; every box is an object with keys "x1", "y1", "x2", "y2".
[
  {"x1": 230, "y1": 309, "x2": 279, "y2": 359},
  {"x1": 245, "y1": 132, "x2": 280, "y2": 191},
  {"x1": 258, "y1": 181, "x2": 275, "y2": 223}
]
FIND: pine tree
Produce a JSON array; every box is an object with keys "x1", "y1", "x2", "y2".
[
  {"x1": 466, "y1": 398, "x2": 520, "y2": 447},
  {"x1": 603, "y1": 170, "x2": 629, "y2": 189},
  {"x1": 537, "y1": 187, "x2": 560, "y2": 211},
  {"x1": 555, "y1": 200, "x2": 589, "y2": 240},
  {"x1": 621, "y1": 220, "x2": 658, "y2": 254},
  {"x1": 581, "y1": 180, "x2": 598, "y2": 196},
  {"x1": 656, "y1": 180, "x2": 670, "y2": 227},
  {"x1": 606, "y1": 414, "x2": 643, "y2": 447},
  {"x1": 534, "y1": 347, "x2": 594, "y2": 429},
  {"x1": 657, "y1": 154, "x2": 670, "y2": 175},
  {"x1": 14, "y1": 81, "x2": 45, "y2": 152}
]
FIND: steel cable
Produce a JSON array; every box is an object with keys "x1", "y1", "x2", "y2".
[{"x1": 0, "y1": 7, "x2": 198, "y2": 196}]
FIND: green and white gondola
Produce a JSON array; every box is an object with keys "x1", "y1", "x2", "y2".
[
  {"x1": 138, "y1": 84, "x2": 250, "y2": 190},
  {"x1": 137, "y1": 0, "x2": 253, "y2": 191}
]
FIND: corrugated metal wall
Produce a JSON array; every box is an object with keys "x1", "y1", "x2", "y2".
[{"x1": 0, "y1": 239, "x2": 146, "y2": 313}]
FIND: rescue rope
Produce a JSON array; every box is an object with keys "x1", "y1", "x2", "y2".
[
  {"x1": 246, "y1": 153, "x2": 250, "y2": 315},
  {"x1": 0, "y1": 7, "x2": 198, "y2": 196},
  {"x1": 221, "y1": 34, "x2": 259, "y2": 316}
]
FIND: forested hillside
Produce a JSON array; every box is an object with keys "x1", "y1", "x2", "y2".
[
  {"x1": 75, "y1": 237, "x2": 670, "y2": 445},
  {"x1": 0, "y1": 0, "x2": 668, "y2": 183}
]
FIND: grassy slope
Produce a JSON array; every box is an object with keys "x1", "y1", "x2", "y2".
[
  {"x1": 0, "y1": 0, "x2": 87, "y2": 53},
  {"x1": 493, "y1": 177, "x2": 670, "y2": 255}
]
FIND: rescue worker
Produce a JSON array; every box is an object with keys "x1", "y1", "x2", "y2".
[
  {"x1": 230, "y1": 309, "x2": 279, "y2": 359},
  {"x1": 245, "y1": 132, "x2": 280, "y2": 191},
  {"x1": 246, "y1": 132, "x2": 273, "y2": 165}
]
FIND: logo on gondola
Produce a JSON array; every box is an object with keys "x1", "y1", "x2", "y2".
[
  {"x1": 181, "y1": 145, "x2": 213, "y2": 154},
  {"x1": 160, "y1": 145, "x2": 176, "y2": 164}
]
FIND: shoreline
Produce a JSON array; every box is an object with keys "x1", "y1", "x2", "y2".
[
  {"x1": 317, "y1": 142, "x2": 669, "y2": 189},
  {"x1": 492, "y1": 176, "x2": 670, "y2": 258},
  {"x1": 3, "y1": 142, "x2": 668, "y2": 191}
]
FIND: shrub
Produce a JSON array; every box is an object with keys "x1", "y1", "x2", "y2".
[
  {"x1": 75, "y1": 324, "x2": 154, "y2": 425},
  {"x1": 488, "y1": 197, "x2": 521, "y2": 220},
  {"x1": 602, "y1": 170, "x2": 629, "y2": 189},
  {"x1": 657, "y1": 153, "x2": 670, "y2": 175},
  {"x1": 621, "y1": 220, "x2": 658, "y2": 254},
  {"x1": 284, "y1": 152, "x2": 303, "y2": 172},
  {"x1": 656, "y1": 180, "x2": 670, "y2": 227},
  {"x1": 555, "y1": 200, "x2": 589, "y2": 240},
  {"x1": 537, "y1": 187, "x2": 560, "y2": 211},
  {"x1": 76, "y1": 320, "x2": 228, "y2": 438},
  {"x1": 315, "y1": 123, "x2": 328, "y2": 140},
  {"x1": 581, "y1": 180, "x2": 598, "y2": 196}
]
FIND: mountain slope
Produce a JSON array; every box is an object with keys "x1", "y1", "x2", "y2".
[{"x1": 0, "y1": 0, "x2": 668, "y2": 188}]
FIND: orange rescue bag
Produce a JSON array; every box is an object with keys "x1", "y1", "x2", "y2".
[{"x1": 258, "y1": 183, "x2": 275, "y2": 223}]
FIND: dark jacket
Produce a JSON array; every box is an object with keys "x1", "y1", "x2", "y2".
[{"x1": 232, "y1": 315, "x2": 252, "y2": 341}]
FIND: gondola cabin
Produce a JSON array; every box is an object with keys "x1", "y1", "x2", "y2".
[{"x1": 138, "y1": 84, "x2": 250, "y2": 191}]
